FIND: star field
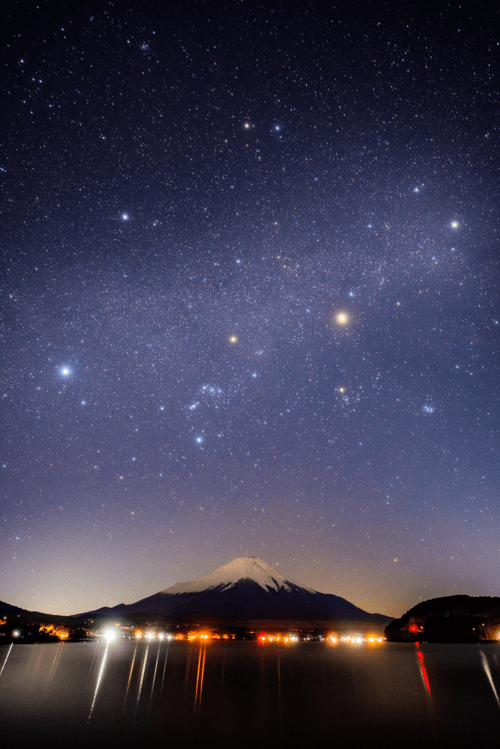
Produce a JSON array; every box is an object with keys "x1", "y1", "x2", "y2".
[{"x1": 1, "y1": 0, "x2": 499, "y2": 616}]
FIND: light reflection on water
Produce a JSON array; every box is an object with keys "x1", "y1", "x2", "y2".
[
  {"x1": 123, "y1": 641, "x2": 137, "y2": 709},
  {"x1": 45, "y1": 641, "x2": 64, "y2": 687},
  {"x1": 480, "y1": 648, "x2": 500, "y2": 709},
  {"x1": 415, "y1": 642, "x2": 433, "y2": 702},
  {"x1": 193, "y1": 643, "x2": 207, "y2": 714},
  {"x1": 87, "y1": 642, "x2": 110, "y2": 723},
  {"x1": 135, "y1": 640, "x2": 149, "y2": 712},
  {"x1": 0, "y1": 643, "x2": 13, "y2": 676},
  {"x1": 1, "y1": 641, "x2": 500, "y2": 749},
  {"x1": 149, "y1": 641, "x2": 161, "y2": 713}
]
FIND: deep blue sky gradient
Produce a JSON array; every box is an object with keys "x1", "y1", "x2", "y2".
[{"x1": 2, "y1": 0, "x2": 499, "y2": 615}]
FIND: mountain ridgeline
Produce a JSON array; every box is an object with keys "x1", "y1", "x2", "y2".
[{"x1": 74, "y1": 556, "x2": 390, "y2": 628}]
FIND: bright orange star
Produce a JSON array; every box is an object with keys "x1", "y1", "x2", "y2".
[{"x1": 335, "y1": 312, "x2": 349, "y2": 325}]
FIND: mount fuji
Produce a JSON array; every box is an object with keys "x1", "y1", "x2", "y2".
[{"x1": 75, "y1": 556, "x2": 390, "y2": 627}]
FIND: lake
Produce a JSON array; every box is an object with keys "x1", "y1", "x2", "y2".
[{"x1": 1, "y1": 639, "x2": 499, "y2": 748}]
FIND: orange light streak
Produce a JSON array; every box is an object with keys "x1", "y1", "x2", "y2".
[{"x1": 193, "y1": 644, "x2": 207, "y2": 714}]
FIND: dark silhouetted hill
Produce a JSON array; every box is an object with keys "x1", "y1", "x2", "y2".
[{"x1": 385, "y1": 595, "x2": 500, "y2": 642}]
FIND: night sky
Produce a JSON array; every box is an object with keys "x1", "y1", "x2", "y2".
[{"x1": 2, "y1": 0, "x2": 499, "y2": 617}]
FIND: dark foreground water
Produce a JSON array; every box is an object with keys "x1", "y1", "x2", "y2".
[{"x1": 1, "y1": 640, "x2": 500, "y2": 749}]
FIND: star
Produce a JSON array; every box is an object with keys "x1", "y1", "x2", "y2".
[
  {"x1": 335, "y1": 312, "x2": 349, "y2": 325},
  {"x1": 3, "y1": 0, "x2": 499, "y2": 628}
]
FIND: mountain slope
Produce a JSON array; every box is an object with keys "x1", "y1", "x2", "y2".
[{"x1": 75, "y1": 556, "x2": 390, "y2": 625}]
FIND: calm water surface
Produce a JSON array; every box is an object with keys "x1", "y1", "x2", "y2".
[{"x1": 1, "y1": 640, "x2": 499, "y2": 748}]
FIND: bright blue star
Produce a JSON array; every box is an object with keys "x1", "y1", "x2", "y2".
[{"x1": 59, "y1": 366, "x2": 72, "y2": 378}]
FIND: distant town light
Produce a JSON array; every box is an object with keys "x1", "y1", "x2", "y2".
[{"x1": 104, "y1": 628, "x2": 117, "y2": 643}]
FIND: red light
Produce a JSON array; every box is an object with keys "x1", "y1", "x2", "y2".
[{"x1": 416, "y1": 646, "x2": 432, "y2": 701}]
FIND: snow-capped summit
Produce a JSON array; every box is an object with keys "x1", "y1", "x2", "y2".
[
  {"x1": 161, "y1": 555, "x2": 316, "y2": 595},
  {"x1": 75, "y1": 555, "x2": 390, "y2": 628}
]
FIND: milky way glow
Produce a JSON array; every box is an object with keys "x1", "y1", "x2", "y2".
[{"x1": 2, "y1": 1, "x2": 499, "y2": 618}]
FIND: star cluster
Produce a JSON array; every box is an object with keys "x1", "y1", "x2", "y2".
[{"x1": 1, "y1": 1, "x2": 499, "y2": 615}]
